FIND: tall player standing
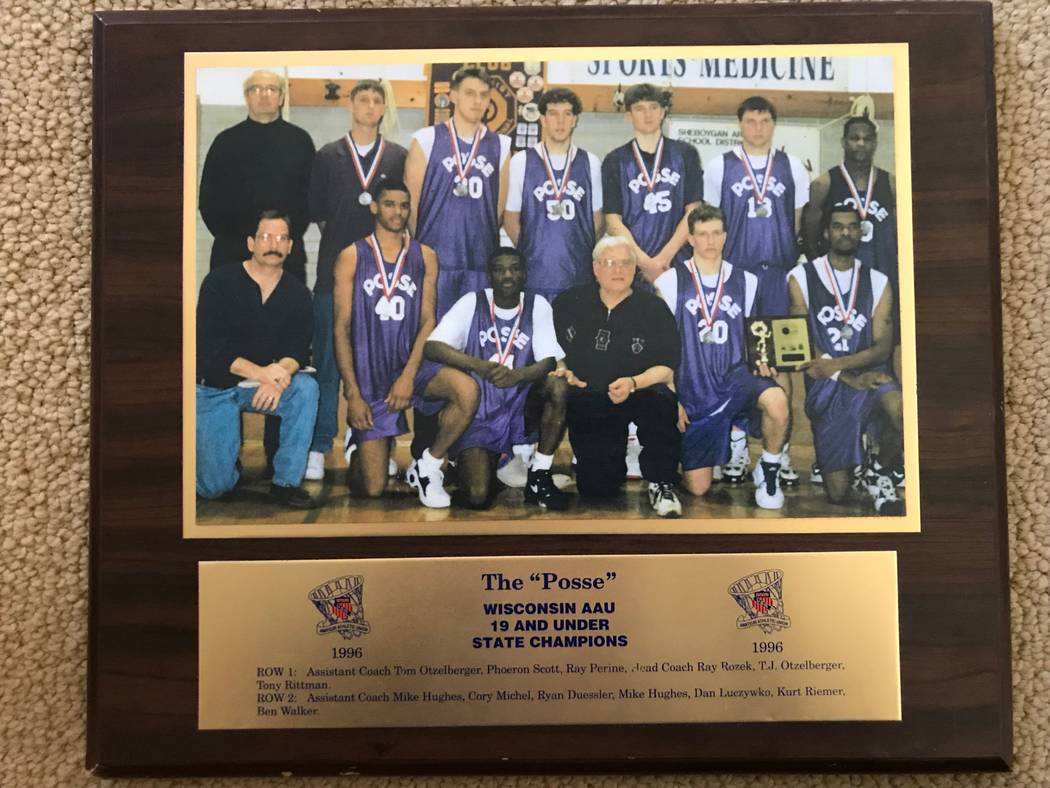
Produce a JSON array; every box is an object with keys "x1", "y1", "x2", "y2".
[
  {"x1": 332, "y1": 182, "x2": 479, "y2": 507},
  {"x1": 602, "y1": 83, "x2": 702, "y2": 284},
  {"x1": 405, "y1": 66, "x2": 512, "y2": 467},
  {"x1": 501, "y1": 87, "x2": 602, "y2": 486},
  {"x1": 788, "y1": 204, "x2": 904, "y2": 515},
  {"x1": 307, "y1": 79, "x2": 407, "y2": 481},
  {"x1": 405, "y1": 66, "x2": 512, "y2": 319},
  {"x1": 703, "y1": 96, "x2": 810, "y2": 487},
  {"x1": 655, "y1": 204, "x2": 789, "y2": 509},
  {"x1": 601, "y1": 83, "x2": 702, "y2": 477},
  {"x1": 802, "y1": 115, "x2": 901, "y2": 385}
]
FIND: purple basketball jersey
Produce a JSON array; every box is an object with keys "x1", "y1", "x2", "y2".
[
  {"x1": 415, "y1": 124, "x2": 504, "y2": 317},
  {"x1": 671, "y1": 261, "x2": 754, "y2": 419},
  {"x1": 825, "y1": 165, "x2": 898, "y2": 290},
  {"x1": 801, "y1": 259, "x2": 897, "y2": 472},
  {"x1": 518, "y1": 146, "x2": 596, "y2": 299},
  {"x1": 452, "y1": 291, "x2": 539, "y2": 455},
  {"x1": 720, "y1": 149, "x2": 798, "y2": 271},
  {"x1": 348, "y1": 236, "x2": 425, "y2": 441},
  {"x1": 610, "y1": 137, "x2": 694, "y2": 258}
]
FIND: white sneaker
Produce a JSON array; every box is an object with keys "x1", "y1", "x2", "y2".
[
  {"x1": 388, "y1": 457, "x2": 398, "y2": 477},
  {"x1": 304, "y1": 451, "x2": 325, "y2": 481},
  {"x1": 406, "y1": 460, "x2": 451, "y2": 508},
  {"x1": 647, "y1": 482, "x2": 682, "y2": 518},
  {"x1": 712, "y1": 464, "x2": 723, "y2": 482},
  {"x1": 870, "y1": 474, "x2": 904, "y2": 515},
  {"x1": 625, "y1": 435, "x2": 642, "y2": 480},
  {"x1": 810, "y1": 464, "x2": 823, "y2": 485},
  {"x1": 753, "y1": 460, "x2": 785, "y2": 510},
  {"x1": 778, "y1": 448, "x2": 800, "y2": 486},
  {"x1": 496, "y1": 454, "x2": 529, "y2": 488},
  {"x1": 721, "y1": 436, "x2": 749, "y2": 484}
]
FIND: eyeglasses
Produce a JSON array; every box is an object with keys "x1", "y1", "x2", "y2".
[
  {"x1": 595, "y1": 257, "x2": 636, "y2": 269},
  {"x1": 246, "y1": 85, "x2": 281, "y2": 96},
  {"x1": 255, "y1": 233, "x2": 291, "y2": 244}
]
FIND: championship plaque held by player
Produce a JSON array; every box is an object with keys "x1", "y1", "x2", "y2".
[{"x1": 746, "y1": 317, "x2": 812, "y2": 371}]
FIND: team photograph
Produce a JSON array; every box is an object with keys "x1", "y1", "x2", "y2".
[{"x1": 184, "y1": 47, "x2": 917, "y2": 536}]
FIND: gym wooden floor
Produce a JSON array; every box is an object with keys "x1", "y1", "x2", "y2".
[{"x1": 197, "y1": 381, "x2": 885, "y2": 527}]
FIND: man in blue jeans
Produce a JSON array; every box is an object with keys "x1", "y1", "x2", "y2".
[{"x1": 196, "y1": 210, "x2": 319, "y2": 509}]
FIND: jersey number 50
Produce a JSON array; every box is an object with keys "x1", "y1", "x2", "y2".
[{"x1": 546, "y1": 199, "x2": 576, "y2": 221}]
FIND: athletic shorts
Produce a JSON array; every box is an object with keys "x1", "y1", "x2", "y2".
[
  {"x1": 347, "y1": 363, "x2": 443, "y2": 445},
  {"x1": 681, "y1": 368, "x2": 779, "y2": 471},
  {"x1": 805, "y1": 377, "x2": 900, "y2": 473}
]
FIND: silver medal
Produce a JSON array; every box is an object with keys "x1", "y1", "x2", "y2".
[
  {"x1": 358, "y1": 191, "x2": 373, "y2": 206},
  {"x1": 549, "y1": 202, "x2": 563, "y2": 217},
  {"x1": 755, "y1": 201, "x2": 770, "y2": 218},
  {"x1": 861, "y1": 219, "x2": 874, "y2": 237},
  {"x1": 702, "y1": 333, "x2": 714, "y2": 345},
  {"x1": 841, "y1": 326, "x2": 854, "y2": 340},
  {"x1": 453, "y1": 180, "x2": 469, "y2": 197}
]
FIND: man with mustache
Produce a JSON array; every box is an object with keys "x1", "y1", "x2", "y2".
[{"x1": 195, "y1": 211, "x2": 318, "y2": 509}]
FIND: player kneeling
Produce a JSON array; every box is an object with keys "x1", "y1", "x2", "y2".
[
  {"x1": 788, "y1": 203, "x2": 904, "y2": 515},
  {"x1": 424, "y1": 248, "x2": 569, "y2": 512},
  {"x1": 656, "y1": 204, "x2": 789, "y2": 510},
  {"x1": 333, "y1": 181, "x2": 479, "y2": 508}
]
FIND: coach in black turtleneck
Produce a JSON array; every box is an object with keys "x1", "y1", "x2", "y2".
[{"x1": 199, "y1": 69, "x2": 316, "y2": 282}]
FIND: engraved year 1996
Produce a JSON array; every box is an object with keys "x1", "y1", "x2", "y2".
[{"x1": 752, "y1": 641, "x2": 784, "y2": 654}]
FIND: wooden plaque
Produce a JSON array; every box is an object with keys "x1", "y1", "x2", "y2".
[{"x1": 89, "y1": 2, "x2": 1010, "y2": 776}]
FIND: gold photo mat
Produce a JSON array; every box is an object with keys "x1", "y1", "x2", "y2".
[
  {"x1": 183, "y1": 43, "x2": 920, "y2": 539},
  {"x1": 199, "y1": 551, "x2": 901, "y2": 728}
]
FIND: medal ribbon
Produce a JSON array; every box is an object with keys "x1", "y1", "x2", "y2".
[
  {"x1": 630, "y1": 137, "x2": 664, "y2": 193},
  {"x1": 539, "y1": 143, "x2": 577, "y2": 201},
  {"x1": 345, "y1": 134, "x2": 386, "y2": 193},
  {"x1": 446, "y1": 119, "x2": 484, "y2": 184},
  {"x1": 837, "y1": 163, "x2": 876, "y2": 220},
  {"x1": 687, "y1": 260, "x2": 727, "y2": 331},
  {"x1": 821, "y1": 257, "x2": 861, "y2": 327},
  {"x1": 489, "y1": 292, "x2": 524, "y2": 367},
  {"x1": 736, "y1": 147, "x2": 774, "y2": 205},
  {"x1": 366, "y1": 233, "x2": 409, "y2": 301}
]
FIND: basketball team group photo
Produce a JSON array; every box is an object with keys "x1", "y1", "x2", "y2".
[{"x1": 187, "y1": 47, "x2": 916, "y2": 533}]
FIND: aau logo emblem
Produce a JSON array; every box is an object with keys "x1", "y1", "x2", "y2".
[
  {"x1": 631, "y1": 337, "x2": 645, "y2": 354},
  {"x1": 309, "y1": 575, "x2": 372, "y2": 640},
  {"x1": 728, "y1": 569, "x2": 791, "y2": 634}
]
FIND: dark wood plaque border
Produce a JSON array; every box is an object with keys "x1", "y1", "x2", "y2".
[{"x1": 89, "y1": 2, "x2": 1010, "y2": 776}]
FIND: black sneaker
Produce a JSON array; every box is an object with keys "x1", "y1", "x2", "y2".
[
  {"x1": 268, "y1": 484, "x2": 318, "y2": 509},
  {"x1": 525, "y1": 469, "x2": 569, "y2": 511},
  {"x1": 870, "y1": 475, "x2": 904, "y2": 516}
]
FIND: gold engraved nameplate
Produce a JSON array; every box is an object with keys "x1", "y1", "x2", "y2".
[{"x1": 199, "y1": 552, "x2": 900, "y2": 728}]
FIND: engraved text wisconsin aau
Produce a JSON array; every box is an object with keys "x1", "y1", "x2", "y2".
[{"x1": 309, "y1": 575, "x2": 372, "y2": 640}]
